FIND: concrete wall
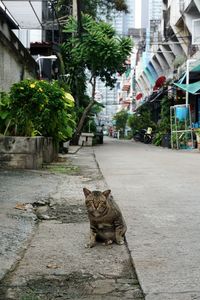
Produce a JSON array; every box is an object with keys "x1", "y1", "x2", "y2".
[
  {"x1": 0, "y1": 137, "x2": 57, "y2": 169},
  {"x1": 0, "y1": 13, "x2": 38, "y2": 91}
]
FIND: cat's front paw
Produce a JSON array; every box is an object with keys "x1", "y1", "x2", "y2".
[
  {"x1": 116, "y1": 239, "x2": 124, "y2": 245},
  {"x1": 85, "y1": 242, "x2": 96, "y2": 248},
  {"x1": 102, "y1": 239, "x2": 113, "y2": 246}
]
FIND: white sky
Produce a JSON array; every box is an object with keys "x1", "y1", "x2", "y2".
[{"x1": 135, "y1": 0, "x2": 142, "y2": 28}]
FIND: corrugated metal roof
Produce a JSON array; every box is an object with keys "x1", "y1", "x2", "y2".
[
  {"x1": 174, "y1": 81, "x2": 200, "y2": 95},
  {"x1": 0, "y1": 0, "x2": 42, "y2": 29}
]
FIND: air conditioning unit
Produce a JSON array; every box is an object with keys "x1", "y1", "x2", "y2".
[{"x1": 192, "y1": 19, "x2": 200, "y2": 45}]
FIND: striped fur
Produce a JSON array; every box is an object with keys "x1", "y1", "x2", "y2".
[{"x1": 83, "y1": 188, "x2": 127, "y2": 248}]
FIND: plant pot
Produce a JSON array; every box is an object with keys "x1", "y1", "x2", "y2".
[{"x1": 0, "y1": 136, "x2": 57, "y2": 169}]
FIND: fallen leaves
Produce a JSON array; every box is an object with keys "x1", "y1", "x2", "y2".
[
  {"x1": 15, "y1": 203, "x2": 33, "y2": 211},
  {"x1": 46, "y1": 263, "x2": 61, "y2": 269}
]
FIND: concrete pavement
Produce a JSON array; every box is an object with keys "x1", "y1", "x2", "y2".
[
  {"x1": 94, "y1": 137, "x2": 200, "y2": 300},
  {"x1": 0, "y1": 145, "x2": 143, "y2": 299},
  {"x1": 1, "y1": 138, "x2": 200, "y2": 299}
]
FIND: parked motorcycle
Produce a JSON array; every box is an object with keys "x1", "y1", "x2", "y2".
[{"x1": 133, "y1": 127, "x2": 153, "y2": 144}]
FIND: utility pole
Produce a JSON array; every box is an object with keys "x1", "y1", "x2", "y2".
[
  {"x1": 73, "y1": 0, "x2": 82, "y2": 37},
  {"x1": 77, "y1": 0, "x2": 82, "y2": 37},
  {"x1": 72, "y1": 0, "x2": 77, "y2": 19}
]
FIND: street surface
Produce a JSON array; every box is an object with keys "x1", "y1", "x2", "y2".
[
  {"x1": 1, "y1": 138, "x2": 200, "y2": 300},
  {"x1": 95, "y1": 137, "x2": 200, "y2": 300},
  {"x1": 0, "y1": 145, "x2": 143, "y2": 300}
]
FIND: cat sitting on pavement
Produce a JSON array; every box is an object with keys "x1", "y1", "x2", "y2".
[{"x1": 83, "y1": 188, "x2": 127, "y2": 248}]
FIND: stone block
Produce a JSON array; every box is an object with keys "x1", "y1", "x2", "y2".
[
  {"x1": 78, "y1": 133, "x2": 94, "y2": 146},
  {"x1": 0, "y1": 136, "x2": 43, "y2": 169},
  {"x1": 43, "y1": 137, "x2": 58, "y2": 163}
]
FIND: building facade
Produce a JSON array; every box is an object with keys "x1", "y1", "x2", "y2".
[
  {"x1": 132, "y1": 0, "x2": 200, "y2": 133},
  {"x1": 95, "y1": 1, "x2": 137, "y2": 124}
]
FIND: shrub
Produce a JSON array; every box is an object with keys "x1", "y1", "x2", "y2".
[
  {"x1": 8, "y1": 79, "x2": 76, "y2": 143},
  {"x1": 0, "y1": 91, "x2": 12, "y2": 135},
  {"x1": 128, "y1": 107, "x2": 156, "y2": 136}
]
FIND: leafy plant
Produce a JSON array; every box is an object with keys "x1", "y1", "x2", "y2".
[
  {"x1": 61, "y1": 14, "x2": 132, "y2": 143},
  {"x1": 152, "y1": 96, "x2": 171, "y2": 146},
  {"x1": 0, "y1": 91, "x2": 13, "y2": 135},
  {"x1": 113, "y1": 109, "x2": 129, "y2": 137},
  {"x1": 8, "y1": 79, "x2": 76, "y2": 143},
  {"x1": 153, "y1": 132, "x2": 163, "y2": 146},
  {"x1": 195, "y1": 128, "x2": 200, "y2": 137},
  {"x1": 128, "y1": 107, "x2": 155, "y2": 136},
  {"x1": 55, "y1": 0, "x2": 128, "y2": 20}
]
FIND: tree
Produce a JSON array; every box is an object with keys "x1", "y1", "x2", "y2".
[
  {"x1": 113, "y1": 109, "x2": 129, "y2": 137},
  {"x1": 54, "y1": 0, "x2": 128, "y2": 20},
  {"x1": 81, "y1": 0, "x2": 128, "y2": 16},
  {"x1": 128, "y1": 107, "x2": 156, "y2": 135},
  {"x1": 62, "y1": 14, "x2": 132, "y2": 143}
]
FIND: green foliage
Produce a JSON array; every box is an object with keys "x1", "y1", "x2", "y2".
[
  {"x1": 195, "y1": 128, "x2": 200, "y2": 137},
  {"x1": 82, "y1": 102, "x2": 104, "y2": 132},
  {"x1": 159, "y1": 96, "x2": 171, "y2": 133},
  {"x1": 7, "y1": 79, "x2": 76, "y2": 143},
  {"x1": 152, "y1": 96, "x2": 171, "y2": 146},
  {"x1": 62, "y1": 14, "x2": 132, "y2": 89},
  {"x1": 61, "y1": 14, "x2": 132, "y2": 141},
  {"x1": 113, "y1": 109, "x2": 129, "y2": 136},
  {"x1": 128, "y1": 107, "x2": 155, "y2": 135},
  {"x1": 153, "y1": 132, "x2": 163, "y2": 146},
  {"x1": 54, "y1": 0, "x2": 128, "y2": 20},
  {"x1": 83, "y1": 0, "x2": 128, "y2": 16},
  {"x1": 0, "y1": 91, "x2": 12, "y2": 135}
]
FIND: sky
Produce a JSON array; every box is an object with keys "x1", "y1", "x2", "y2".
[{"x1": 135, "y1": 0, "x2": 142, "y2": 28}]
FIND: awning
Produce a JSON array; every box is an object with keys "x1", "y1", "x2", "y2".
[
  {"x1": 144, "y1": 68, "x2": 155, "y2": 85},
  {"x1": 0, "y1": 0, "x2": 42, "y2": 28},
  {"x1": 174, "y1": 81, "x2": 200, "y2": 94},
  {"x1": 155, "y1": 75, "x2": 166, "y2": 87},
  {"x1": 135, "y1": 92, "x2": 143, "y2": 100},
  {"x1": 147, "y1": 63, "x2": 158, "y2": 81},
  {"x1": 191, "y1": 64, "x2": 200, "y2": 73}
]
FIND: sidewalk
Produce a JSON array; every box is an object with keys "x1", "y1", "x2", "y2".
[{"x1": 0, "y1": 146, "x2": 144, "y2": 299}]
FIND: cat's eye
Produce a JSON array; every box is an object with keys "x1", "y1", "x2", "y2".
[{"x1": 86, "y1": 200, "x2": 94, "y2": 207}]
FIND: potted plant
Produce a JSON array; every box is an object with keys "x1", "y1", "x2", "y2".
[
  {"x1": 195, "y1": 129, "x2": 200, "y2": 150},
  {"x1": 0, "y1": 79, "x2": 76, "y2": 168}
]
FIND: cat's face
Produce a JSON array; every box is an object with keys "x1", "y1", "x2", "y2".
[{"x1": 83, "y1": 188, "x2": 111, "y2": 218}]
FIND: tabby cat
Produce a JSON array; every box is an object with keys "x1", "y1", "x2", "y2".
[{"x1": 83, "y1": 188, "x2": 127, "y2": 247}]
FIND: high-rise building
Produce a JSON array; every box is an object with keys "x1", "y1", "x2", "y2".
[
  {"x1": 112, "y1": 0, "x2": 135, "y2": 36},
  {"x1": 96, "y1": 2, "x2": 136, "y2": 123},
  {"x1": 141, "y1": 0, "x2": 149, "y2": 29},
  {"x1": 148, "y1": 0, "x2": 162, "y2": 20}
]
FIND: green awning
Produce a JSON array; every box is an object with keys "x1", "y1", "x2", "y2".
[
  {"x1": 144, "y1": 68, "x2": 155, "y2": 85},
  {"x1": 191, "y1": 64, "x2": 200, "y2": 72},
  {"x1": 174, "y1": 80, "x2": 200, "y2": 94}
]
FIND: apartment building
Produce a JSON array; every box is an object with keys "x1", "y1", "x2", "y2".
[
  {"x1": 95, "y1": 1, "x2": 136, "y2": 124},
  {"x1": 134, "y1": 0, "x2": 200, "y2": 126}
]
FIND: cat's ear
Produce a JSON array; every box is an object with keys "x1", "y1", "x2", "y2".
[
  {"x1": 83, "y1": 188, "x2": 92, "y2": 198},
  {"x1": 102, "y1": 189, "x2": 111, "y2": 199}
]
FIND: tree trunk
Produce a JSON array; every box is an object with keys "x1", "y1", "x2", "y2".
[{"x1": 72, "y1": 76, "x2": 96, "y2": 145}]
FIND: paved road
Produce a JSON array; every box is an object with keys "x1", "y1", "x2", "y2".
[
  {"x1": 94, "y1": 137, "x2": 200, "y2": 300},
  {"x1": 0, "y1": 147, "x2": 144, "y2": 299}
]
